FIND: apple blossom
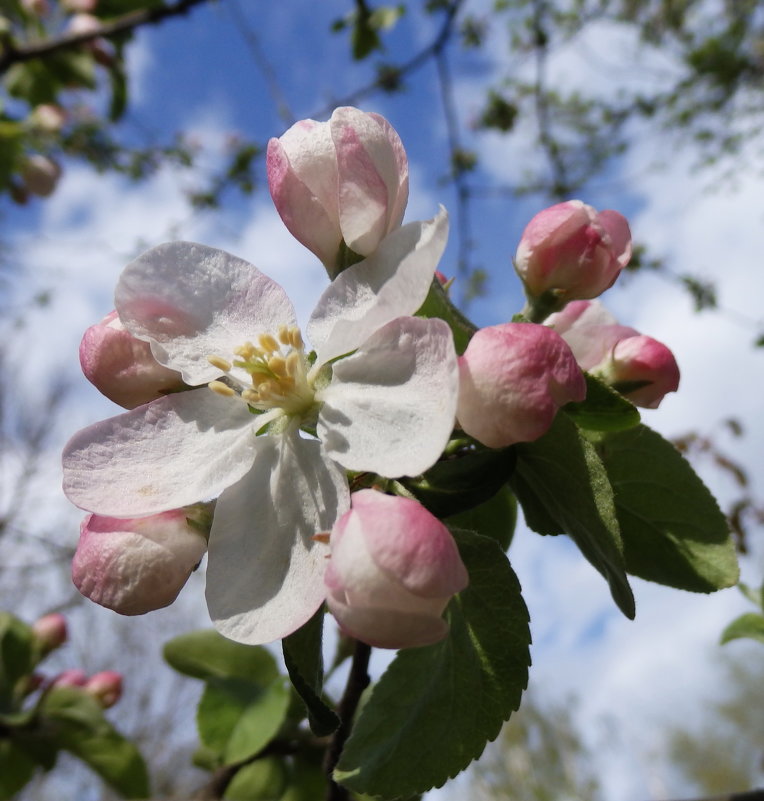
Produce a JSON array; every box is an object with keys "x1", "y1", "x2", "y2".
[
  {"x1": 80, "y1": 310, "x2": 186, "y2": 409},
  {"x1": 457, "y1": 322, "x2": 586, "y2": 448},
  {"x1": 72, "y1": 507, "x2": 211, "y2": 615},
  {"x1": 546, "y1": 300, "x2": 680, "y2": 408},
  {"x1": 29, "y1": 104, "x2": 67, "y2": 133},
  {"x1": 31, "y1": 613, "x2": 68, "y2": 653},
  {"x1": 268, "y1": 106, "x2": 408, "y2": 277},
  {"x1": 63, "y1": 220, "x2": 457, "y2": 645},
  {"x1": 84, "y1": 671, "x2": 123, "y2": 708},
  {"x1": 325, "y1": 490, "x2": 468, "y2": 649},
  {"x1": 514, "y1": 200, "x2": 631, "y2": 312},
  {"x1": 21, "y1": 155, "x2": 62, "y2": 197}
]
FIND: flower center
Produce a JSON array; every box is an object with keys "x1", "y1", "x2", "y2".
[{"x1": 206, "y1": 325, "x2": 316, "y2": 419}]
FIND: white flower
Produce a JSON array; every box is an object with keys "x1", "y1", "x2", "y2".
[{"x1": 62, "y1": 209, "x2": 457, "y2": 644}]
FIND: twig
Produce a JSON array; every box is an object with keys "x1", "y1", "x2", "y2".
[
  {"x1": 324, "y1": 640, "x2": 371, "y2": 801},
  {"x1": 0, "y1": 0, "x2": 214, "y2": 75}
]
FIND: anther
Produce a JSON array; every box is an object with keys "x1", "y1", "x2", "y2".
[
  {"x1": 209, "y1": 381, "x2": 235, "y2": 397},
  {"x1": 268, "y1": 355, "x2": 287, "y2": 376},
  {"x1": 289, "y1": 328, "x2": 303, "y2": 350},
  {"x1": 312, "y1": 532, "x2": 330, "y2": 544},
  {"x1": 258, "y1": 333, "x2": 279, "y2": 353},
  {"x1": 207, "y1": 355, "x2": 232, "y2": 372},
  {"x1": 278, "y1": 324, "x2": 291, "y2": 345}
]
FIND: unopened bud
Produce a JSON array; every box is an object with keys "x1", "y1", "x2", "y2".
[
  {"x1": 51, "y1": 668, "x2": 87, "y2": 689},
  {"x1": 457, "y1": 322, "x2": 586, "y2": 448},
  {"x1": 515, "y1": 200, "x2": 631, "y2": 312},
  {"x1": 325, "y1": 490, "x2": 468, "y2": 649},
  {"x1": 79, "y1": 310, "x2": 186, "y2": 409},
  {"x1": 85, "y1": 671, "x2": 122, "y2": 708},
  {"x1": 30, "y1": 104, "x2": 67, "y2": 134},
  {"x1": 32, "y1": 613, "x2": 68, "y2": 654}
]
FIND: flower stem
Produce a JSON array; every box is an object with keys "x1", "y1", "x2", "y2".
[{"x1": 324, "y1": 639, "x2": 372, "y2": 801}]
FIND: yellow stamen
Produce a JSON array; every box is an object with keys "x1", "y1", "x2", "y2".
[
  {"x1": 258, "y1": 333, "x2": 279, "y2": 353},
  {"x1": 277, "y1": 324, "x2": 291, "y2": 345},
  {"x1": 209, "y1": 380, "x2": 235, "y2": 397},
  {"x1": 268, "y1": 355, "x2": 287, "y2": 376},
  {"x1": 288, "y1": 328, "x2": 303, "y2": 350},
  {"x1": 207, "y1": 355, "x2": 232, "y2": 372},
  {"x1": 241, "y1": 389, "x2": 259, "y2": 403}
]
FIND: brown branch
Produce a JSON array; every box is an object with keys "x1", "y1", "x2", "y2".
[
  {"x1": 324, "y1": 639, "x2": 371, "y2": 801},
  {"x1": 0, "y1": 0, "x2": 214, "y2": 75}
]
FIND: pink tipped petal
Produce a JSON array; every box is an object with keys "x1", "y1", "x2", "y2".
[
  {"x1": 560, "y1": 322, "x2": 639, "y2": 372},
  {"x1": 72, "y1": 510, "x2": 207, "y2": 615},
  {"x1": 206, "y1": 434, "x2": 349, "y2": 645},
  {"x1": 598, "y1": 209, "x2": 632, "y2": 268},
  {"x1": 318, "y1": 316, "x2": 458, "y2": 477},
  {"x1": 544, "y1": 299, "x2": 618, "y2": 335},
  {"x1": 609, "y1": 335, "x2": 680, "y2": 408},
  {"x1": 457, "y1": 323, "x2": 586, "y2": 448},
  {"x1": 116, "y1": 242, "x2": 297, "y2": 386},
  {"x1": 326, "y1": 595, "x2": 450, "y2": 649},
  {"x1": 346, "y1": 490, "x2": 468, "y2": 598},
  {"x1": 331, "y1": 107, "x2": 409, "y2": 255},
  {"x1": 308, "y1": 208, "x2": 449, "y2": 365},
  {"x1": 62, "y1": 389, "x2": 257, "y2": 516},
  {"x1": 267, "y1": 138, "x2": 343, "y2": 269},
  {"x1": 79, "y1": 311, "x2": 185, "y2": 409}
]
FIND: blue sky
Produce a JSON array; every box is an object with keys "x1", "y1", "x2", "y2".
[{"x1": 3, "y1": 1, "x2": 764, "y2": 798}]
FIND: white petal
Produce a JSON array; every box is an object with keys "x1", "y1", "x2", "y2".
[
  {"x1": 317, "y1": 317, "x2": 458, "y2": 477},
  {"x1": 307, "y1": 208, "x2": 448, "y2": 364},
  {"x1": 115, "y1": 242, "x2": 297, "y2": 385},
  {"x1": 62, "y1": 389, "x2": 258, "y2": 516},
  {"x1": 206, "y1": 434, "x2": 349, "y2": 645}
]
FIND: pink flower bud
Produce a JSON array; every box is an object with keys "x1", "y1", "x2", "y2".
[
  {"x1": 514, "y1": 200, "x2": 631, "y2": 302},
  {"x1": 325, "y1": 490, "x2": 468, "y2": 649},
  {"x1": 84, "y1": 671, "x2": 122, "y2": 708},
  {"x1": 267, "y1": 106, "x2": 408, "y2": 275},
  {"x1": 79, "y1": 311, "x2": 186, "y2": 409},
  {"x1": 32, "y1": 613, "x2": 68, "y2": 653},
  {"x1": 72, "y1": 507, "x2": 210, "y2": 615},
  {"x1": 545, "y1": 301, "x2": 680, "y2": 408},
  {"x1": 21, "y1": 155, "x2": 62, "y2": 197},
  {"x1": 51, "y1": 669, "x2": 87, "y2": 688},
  {"x1": 457, "y1": 323, "x2": 586, "y2": 448}
]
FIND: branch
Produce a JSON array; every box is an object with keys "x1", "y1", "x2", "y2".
[
  {"x1": 313, "y1": 0, "x2": 465, "y2": 117},
  {"x1": 0, "y1": 0, "x2": 214, "y2": 75},
  {"x1": 324, "y1": 639, "x2": 371, "y2": 801}
]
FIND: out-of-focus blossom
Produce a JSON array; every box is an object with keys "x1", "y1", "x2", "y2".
[
  {"x1": 325, "y1": 490, "x2": 468, "y2": 649},
  {"x1": 514, "y1": 200, "x2": 631, "y2": 304},
  {"x1": 62, "y1": 0, "x2": 98, "y2": 12},
  {"x1": 29, "y1": 104, "x2": 67, "y2": 133},
  {"x1": 546, "y1": 300, "x2": 680, "y2": 408},
  {"x1": 72, "y1": 507, "x2": 211, "y2": 615},
  {"x1": 21, "y1": 155, "x2": 62, "y2": 197},
  {"x1": 21, "y1": 0, "x2": 49, "y2": 16},
  {"x1": 84, "y1": 671, "x2": 122, "y2": 708},
  {"x1": 31, "y1": 613, "x2": 68, "y2": 653},
  {"x1": 457, "y1": 322, "x2": 586, "y2": 448},
  {"x1": 79, "y1": 310, "x2": 186, "y2": 409},
  {"x1": 268, "y1": 106, "x2": 409, "y2": 276},
  {"x1": 51, "y1": 669, "x2": 87, "y2": 688}
]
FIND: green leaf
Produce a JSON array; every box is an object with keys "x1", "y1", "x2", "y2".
[
  {"x1": 511, "y1": 414, "x2": 635, "y2": 618},
  {"x1": 224, "y1": 757, "x2": 287, "y2": 800},
  {"x1": 280, "y1": 752, "x2": 327, "y2": 801},
  {"x1": 446, "y1": 484, "x2": 517, "y2": 551},
  {"x1": 588, "y1": 425, "x2": 739, "y2": 592},
  {"x1": 720, "y1": 613, "x2": 764, "y2": 645},
  {"x1": 416, "y1": 277, "x2": 477, "y2": 354},
  {"x1": 564, "y1": 373, "x2": 641, "y2": 431},
  {"x1": 334, "y1": 531, "x2": 530, "y2": 797},
  {"x1": 737, "y1": 582, "x2": 762, "y2": 609},
  {"x1": 197, "y1": 677, "x2": 290, "y2": 764},
  {"x1": 0, "y1": 612, "x2": 35, "y2": 709},
  {"x1": 282, "y1": 607, "x2": 339, "y2": 736},
  {"x1": 163, "y1": 629, "x2": 278, "y2": 683},
  {"x1": 401, "y1": 445, "x2": 516, "y2": 518},
  {"x1": 42, "y1": 687, "x2": 149, "y2": 798},
  {"x1": 0, "y1": 740, "x2": 36, "y2": 799}
]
